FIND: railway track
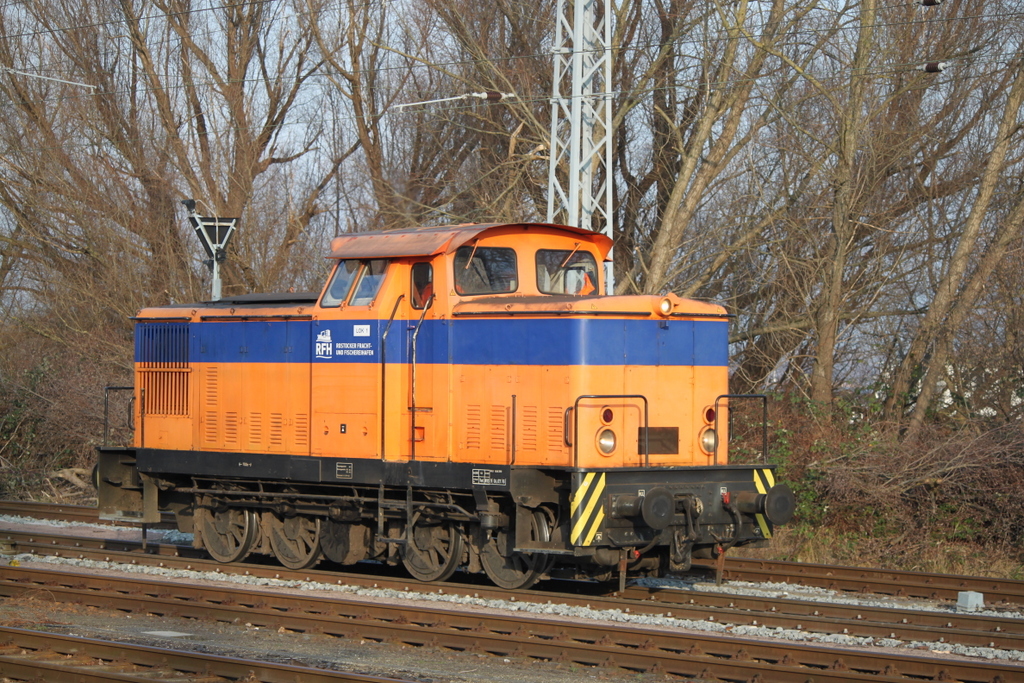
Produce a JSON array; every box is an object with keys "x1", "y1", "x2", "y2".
[
  {"x1": 5, "y1": 525, "x2": 1024, "y2": 652},
  {"x1": 7, "y1": 500, "x2": 1023, "y2": 605},
  {"x1": 1, "y1": 562, "x2": 1020, "y2": 683},
  {"x1": 0, "y1": 625, "x2": 405, "y2": 682},
  {"x1": 3, "y1": 501, "x2": 1024, "y2": 681}
]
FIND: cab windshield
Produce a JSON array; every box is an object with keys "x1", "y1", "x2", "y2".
[{"x1": 321, "y1": 259, "x2": 389, "y2": 307}]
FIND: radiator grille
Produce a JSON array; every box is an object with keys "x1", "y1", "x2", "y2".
[
  {"x1": 139, "y1": 368, "x2": 190, "y2": 416},
  {"x1": 137, "y1": 322, "x2": 190, "y2": 416},
  {"x1": 137, "y1": 322, "x2": 189, "y2": 364}
]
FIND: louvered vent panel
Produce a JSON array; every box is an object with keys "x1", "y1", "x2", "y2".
[
  {"x1": 205, "y1": 367, "x2": 219, "y2": 406},
  {"x1": 490, "y1": 405, "x2": 506, "y2": 451},
  {"x1": 521, "y1": 406, "x2": 538, "y2": 450},
  {"x1": 466, "y1": 405, "x2": 481, "y2": 449},
  {"x1": 269, "y1": 413, "x2": 284, "y2": 447},
  {"x1": 294, "y1": 414, "x2": 309, "y2": 447},
  {"x1": 202, "y1": 367, "x2": 219, "y2": 444},
  {"x1": 548, "y1": 407, "x2": 565, "y2": 453},
  {"x1": 224, "y1": 412, "x2": 239, "y2": 446},
  {"x1": 248, "y1": 412, "x2": 263, "y2": 447},
  {"x1": 204, "y1": 412, "x2": 218, "y2": 443}
]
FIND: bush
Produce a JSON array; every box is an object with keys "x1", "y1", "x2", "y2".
[
  {"x1": 0, "y1": 321, "x2": 131, "y2": 503},
  {"x1": 750, "y1": 392, "x2": 1024, "y2": 575}
]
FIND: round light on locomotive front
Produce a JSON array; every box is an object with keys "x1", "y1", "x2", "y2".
[
  {"x1": 704, "y1": 407, "x2": 716, "y2": 423},
  {"x1": 699, "y1": 427, "x2": 717, "y2": 454},
  {"x1": 597, "y1": 429, "x2": 617, "y2": 454},
  {"x1": 601, "y1": 407, "x2": 614, "y2": 424},
  {"x1": 657, "y1": 297, "x2": 673, "y2": 316}
]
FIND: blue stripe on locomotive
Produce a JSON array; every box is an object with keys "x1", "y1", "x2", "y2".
[{"x1": 135, "y1": 318, "x2": 728, "y2": 367}]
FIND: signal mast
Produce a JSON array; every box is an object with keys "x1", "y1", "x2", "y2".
[{"x1": 546, "y1": 0, "x2": 614, "y2": 294}]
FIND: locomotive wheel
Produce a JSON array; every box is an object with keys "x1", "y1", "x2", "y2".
[
  {"x1": 321, "y1": 520, "x2": 370, "y2": 565},
  {"x1": 199, "y1": 506, "x2": 258, "y2": 564},
  {"x1": 267, "y1": 513, "x2": 323, "y2": 570},
  {"x1": 401, "y1": 512, "x2": 464, "y2": 582},
  {"x1": 480, "y1": 509, "x2": 553, "y2": 589}
]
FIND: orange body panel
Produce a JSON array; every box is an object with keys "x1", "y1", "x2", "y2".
[
  {"x1": 446, "y1": 363, "x2": 728, "y2": 468},
  {"x1": 133, "y1": 223, "x2": 733, "y2": 468}
]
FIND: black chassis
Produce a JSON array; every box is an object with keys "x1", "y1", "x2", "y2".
[{"x1": 97, "y1": 446, "x2": 781, "y2": 567}]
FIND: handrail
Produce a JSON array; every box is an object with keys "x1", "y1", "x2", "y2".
[
  {"x1": 409, "y1": 294, "x2": 434, "y2": 461},
  {"x1": 713, "y1": 394, "x2": 769, "y2": 465},
  {"x1": 570, "y1": 394, "x2": 650, "y2": 467},
  {"x1": 379, "y1": 295, "x2": 406, "y2": 460},
  {"x1": 102, "y1": 386, "x2": 135, "y2": 447}
]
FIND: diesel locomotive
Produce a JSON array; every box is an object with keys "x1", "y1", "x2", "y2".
[{"x1": 97, "y1": 222, "x2": 795, "y2": 588}]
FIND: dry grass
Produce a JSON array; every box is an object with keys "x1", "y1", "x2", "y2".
[{"x1": 743, "y1": 526, "x2": 1024, "y2": 579}]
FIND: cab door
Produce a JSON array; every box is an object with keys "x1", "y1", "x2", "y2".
[
  {"x1": 310, "y1": 317, "x2": 382, "y2": 458},
  {"x1": 311, "y1": 259, "x2": 389, "y2": 460},
  {"x1": 400, "y1": 261, "x2": 447, "y2": 462}
]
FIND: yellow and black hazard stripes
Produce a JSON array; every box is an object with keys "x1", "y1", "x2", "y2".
[
  {"x1": 752, "y1": 467, "x2": 775, "y2": 539},
  {"x1": 570, "y1": 472, "x2": 606, "y2": 546}
]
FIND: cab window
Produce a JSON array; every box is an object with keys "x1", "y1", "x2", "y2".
[
  {"x1": 453, "y1": 246, "x2": 517, "y2": 295},
  {"x1": 536, "y1": 248, "x2": 598, "y2": 295},
  {"x1": 321, "y1": 259, "x2": 389, "y2": 307}
]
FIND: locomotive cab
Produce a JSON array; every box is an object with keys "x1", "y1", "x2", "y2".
[{"x1": 97, "y1": 222, "x2": 794, "y2": 588}]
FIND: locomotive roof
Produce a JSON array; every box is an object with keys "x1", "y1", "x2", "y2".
[{"x1": 327, "y1": 222, "x2": 613, "y2": 260}]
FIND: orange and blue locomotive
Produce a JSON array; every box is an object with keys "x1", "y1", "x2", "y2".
[{"x1": 97, "y1": 222, "x2": 794, "y2": 588}]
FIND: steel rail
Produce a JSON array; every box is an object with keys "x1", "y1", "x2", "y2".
[
  {"x1": 0, "y1": 500, "x2": 176, "y2": 527},
  {"x1": 6, "y1": 501, "x2": 1023, "y2": 602},
  {"x1": 0, "y1": 625, "x2": 410, "y2": 682},
  {"x1": 5, "y1": 528, "x2": 1024, "y2": 652},
  {"x1": 0, "y1": 564, "x2": 1020, "y2": 683},
  {"x1": 693, "y1": 557, "x2": 1024, "y2": 604}
]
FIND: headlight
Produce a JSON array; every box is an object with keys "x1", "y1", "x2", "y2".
[
  {"x1": 656, "y1": 297, "x2": 673, "y2": 316},
  {"x1": 699, "y1": 428, "x2": 717, "y2": 454},
  {"x1": 597, "y1": 429, "x2": 616, "y2": 454}
]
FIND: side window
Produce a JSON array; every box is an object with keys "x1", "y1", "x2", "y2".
[
  {"x1": 453, "y1": 246, "x2": 517, "y2": 295},
  {"x1": 349, "y1": 258, "x2": 389, "y2": 306},
  {"x1": 536, "y1": 248, "x2": 598, "y2": 295},
  {"x1": 411, "y1": 262, "x2": 433, "y2": 309},
  {"x1": 321, "y1": 260, "x2": 361, "y2": 307}
]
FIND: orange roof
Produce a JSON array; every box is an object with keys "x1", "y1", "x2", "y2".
[{"x1": 327, "y1": 223, "x2": 613, "y2": 260}]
